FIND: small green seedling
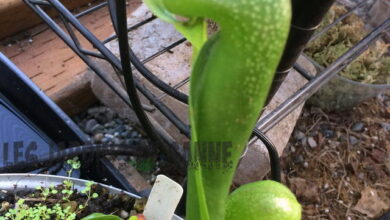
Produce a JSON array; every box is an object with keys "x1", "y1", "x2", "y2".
[{"x1": 0, "y1": 157, "x2": 101, "y2": 220}]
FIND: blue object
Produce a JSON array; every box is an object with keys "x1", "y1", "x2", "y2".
[
  {"x1": 0, "y1": 95, "x2": 54, "y2": 167},
  {"x1": 0, "y1": 52, "x2": 88, "y2": 175}
]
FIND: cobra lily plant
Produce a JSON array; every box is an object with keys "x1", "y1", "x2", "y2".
[{"x1": 143, "y1": 0, "x2": 300, "y2": 219}]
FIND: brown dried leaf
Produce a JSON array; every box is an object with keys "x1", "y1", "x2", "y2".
[
  {"x1": 370, "y1": 148, "x2": 386, "y2": 163},
  {"x1": 288, "y1": 177, "x2": 319, "y2": 203},
  {"x1": 353, "y1": 187, "x2": 390, "y2": 218}
]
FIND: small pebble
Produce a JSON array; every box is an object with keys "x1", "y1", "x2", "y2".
[
  {"x1": 94, "y1": 133, "x2": 104, "y2": 142},
  {"x1": 125, "y1": 139, "x2": 136, "y2": 145},
  {"x1": 380, "y1": 122, "x2": 390, "y2": 131},
  {"x1": 91, "y1": 124, "x2": 103, "y2": 134},
  {"x1": 104, "y1": 121, "x2": 116, "y2": 128},
  {"x1": 293, "y1": 130, "x2": 305, "y2": 140},
  {"x1": 324, "y1": 183, "x2": 329, "y2": 189},
  {"x1": 85, "y1": 119, "x2": 98, "y2": 133},
  {"x1": 329, "y1": 140, "x2": 340, "y2": 148},
  {"x1": 120, "y1": 210, "x2": 129, "y2": 219},
  {"x1": 130, "y1": 131, "x2": 139, "y2": 138},
  {"x1": 115, "y1": 125, "x2": 126, "y2": 133},
  {"x1": 113, "y1": 137, "x2": 123, "y2": 145},
  {"x1": 351, "y1": 122, "x2": 364, "y2": 132},
  {"x1": 320, "y1": 124, "x2": 334, "y2": 138},
  {"x1": 106, "y1": 128, "x2": 116, "y2": 135},
  {"x1": 125, "y1": 125, "x2": 134, "y2": 131},
  {"x1": 301, "y1": 137, "x2": 308, "y2": 147},
  {"x1": 308, "y1": 130, "x2": 318, "y2": 137},
  {"x1": 105, "y1": 109, "x2": 117, "y2": 121},
  {"x1": 349, "y1": 135, "x2": 359, "y2": 145},
  {"x1": 303, "y1": 161, "x2": 309, "y2": 168},
  {"x1": 307, "y1": 137, "x2": 318, "y2": 148},
  {"x1": 101, "y1": 137, "x2": 110, "y2": 143},
  {"x1": 294, "y1": 155, "x2": 304, "y2": 164},
  {"x1": 290, "y1": 146, "x2": 296, "y2": 153},
  {"x1": 322, "y1": 129, "x2": 334, "y2": 138},
  {"x1": 105, "y1": 134, "x2": 114, "y2": 139}
]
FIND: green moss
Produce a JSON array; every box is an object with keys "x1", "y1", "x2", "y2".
[{"x1": 305, "y1": 5, "x2": 389, "y2": 84}]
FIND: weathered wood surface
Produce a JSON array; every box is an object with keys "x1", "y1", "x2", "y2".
[
  {"x1": 0, "y1": 0, "x2": 96, "y2": 40},
  {"x1": 0, "y1": 0, "x2": 142, "y2": 114}
]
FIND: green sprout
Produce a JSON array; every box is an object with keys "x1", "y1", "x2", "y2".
[
  {"x1": 80, "y1": 181, "x2": 99, "y2": 212},
  {"x1": 0, "y1": 157, "x2": 101, "y2": 220}
]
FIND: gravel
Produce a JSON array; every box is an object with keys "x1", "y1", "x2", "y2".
[{"x1": 73, "y1": 105, "x2": 144, "y2": 145}]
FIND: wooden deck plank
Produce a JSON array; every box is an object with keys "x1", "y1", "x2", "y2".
[
  {"x1": 0, "y1": 0, "x2": 141, "y2": 99},
  {"x1": 0, "y1": 0, "x2": 96, "y2": 39}
]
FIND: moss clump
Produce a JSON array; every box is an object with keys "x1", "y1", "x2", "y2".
[{"x1": 305, "y1": 5, "x2": 390, "y2": 84}]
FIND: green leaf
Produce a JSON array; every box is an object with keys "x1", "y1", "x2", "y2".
[
  {"x1": 81, "y1": 213, "x2": 121, "y2": 220},
  {"x1": 143, "y1": 0, "x2": 207, "y2": 59},
  {"x1": 128, "y1": 157, "x2": 155, "y2": 173}
]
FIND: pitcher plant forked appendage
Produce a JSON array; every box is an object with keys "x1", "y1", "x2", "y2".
[{"x1": 144, "y1": 0, "x2": 293, "y2": 219}]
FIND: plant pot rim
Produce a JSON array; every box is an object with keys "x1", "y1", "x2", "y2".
[{"x1": 0, "y1": 173, "x2": 183, "y2": 220}]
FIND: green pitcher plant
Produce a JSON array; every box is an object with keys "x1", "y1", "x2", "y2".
[{"x1": 144, "y1": 0, "x2": 298, "y2": 219}]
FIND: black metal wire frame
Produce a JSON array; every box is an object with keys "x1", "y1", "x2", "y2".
[
  {"x1": 22, "y1": 0, "x2": 390, "y2": 180},
  {"x1": 113, "y1": 0, "x2": 186, "y2": 175},
  {"x1": 23, "y1": 0, "x2": 188, "y2": 173}
]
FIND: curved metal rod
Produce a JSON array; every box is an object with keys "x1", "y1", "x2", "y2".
[
  {"x1": 252, "y1": 129, "x2": 281, "y2": 182},
  {"x1": 254, "y1": 18, "x2": 390, "y2": 134},
  {"x1": 128, "y1": 48, "x2": 189, "y2": 104},
  {"x1": 23, "y1": 0, "x2": 187, "y2": 172},
  {"x1": 114, "y1": 0, "x2": 187, "y2": 173},
  {"x1": 44, "y1": 0, "x2": 191, "y2": 137},
  {"x1": 107, "y1": 0, "x2": 189, "y2": 104}
]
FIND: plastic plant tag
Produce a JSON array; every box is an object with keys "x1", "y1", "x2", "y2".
[{"x1": 143, "y1": 175, "x2": 183, "y2": 220}]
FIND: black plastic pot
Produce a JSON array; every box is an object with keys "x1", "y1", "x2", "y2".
[{"x1": 0, "y1": 52, "x2": 139, "y2": 194}]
